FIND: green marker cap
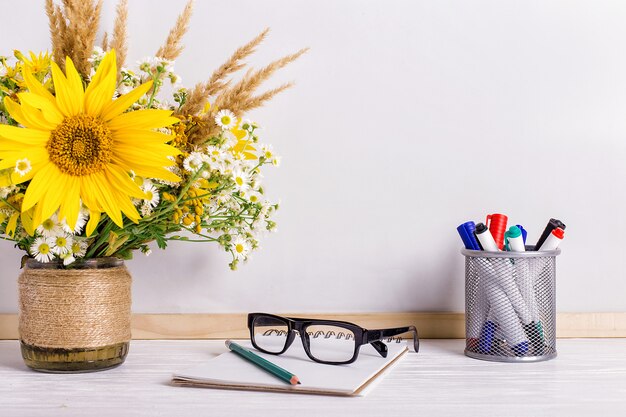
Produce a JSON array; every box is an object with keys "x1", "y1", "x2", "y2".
[{"x1": 505, "y1": 225, "x2": 522, "y2": 239}]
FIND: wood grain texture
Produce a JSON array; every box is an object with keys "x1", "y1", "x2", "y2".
[
  {"x1": 1, "y1": 339, "x2": 625, "y2": 416},
  {"x1": 1, "y1": 312, "x2": 626, "y2": 340}
]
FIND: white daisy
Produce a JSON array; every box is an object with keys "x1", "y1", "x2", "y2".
[
  {"x1": 232, "y1": 169, "x2": 250, "y2": 193},
  {"x1": 30, "y1": 237, "x2": 55, "y2": 263},
  {"x1": 70, "y1": 240, "x2": 88, "y2": 258},
  {"x1": 260, "y1": 144, "x2": 274, "y2": 160},
  {"x1": 246, "y1": 191, "x2": 262, "y2": 204},
  {"x1": 215, "y1": 109, "x2": 237, "y2": 130},
  {"x1": 183, "y1": 152, "x2": 204, "y2": 173},
  {"x1": 206, "y1": 145, "x2": 224, "y2": 159},
  {"x1": 231, "y1": 235, "x2": 250, "y2": 260},
  {"x1": 140, "y1": 202, "x2": 153, "y2": 217},
  {"x1": 14, "y1": 158, "x2": 32, "y2": 177},
  {"x1": 51, "y1": 235, "x2": 73, "y2": 255},
  {"x1": 60, "y1": 252, "x2": 76, "y2": 266},
  {"x1": 142, "y1": 183, "x2": 160, "y2": 208},
  {"x1": 36, "y1": 216, "x2": 63, "y2": 238}
]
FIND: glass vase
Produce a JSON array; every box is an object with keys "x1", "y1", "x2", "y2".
[{"x1": 18, "y1": 257, "x2": 132, "y2": 373}]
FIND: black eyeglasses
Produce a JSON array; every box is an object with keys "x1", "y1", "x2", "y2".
[{"x1": 247, "y1": 312, "x2": 419, "y2": 365}]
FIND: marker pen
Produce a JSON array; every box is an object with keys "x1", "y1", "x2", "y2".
[
  {"x1": 515, "y1": 224, "x2": 527, "y2": 245},
  {"x1": 457, "y1": 221, "x2": 481, "y2": 250},
  {"x1": 479, "y1": 264, "x2": 529, "y2": 356},
  {"x1": 481, "y1": 258, "x2": 533, "y2": 325},
  {"x1": 474, "y1": 223, "x2": 499, "y2": 252},
  {"x1": 507, "y1": 226, "x2": 543, "y2": 347},
  {"x1": 486, "y1": 213, "x2": 508, "y2": 250},
  {"x1": 505, "y1": 226, "x2": 525, "y2": 252},
  {"x1": 535, "y1": 218, "x2": 566, "y2": 250},
  {"x1": 538, "y1": 228, "x2": 564, "y2": 251}
]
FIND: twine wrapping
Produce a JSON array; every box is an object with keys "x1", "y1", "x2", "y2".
[{"x1": 18, "y1": 264, "x2": 132, "y2": 349}]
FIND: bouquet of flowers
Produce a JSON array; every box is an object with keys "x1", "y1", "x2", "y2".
[{"x1": 0, "y1": 0, "x2": 305, "y2": 269}]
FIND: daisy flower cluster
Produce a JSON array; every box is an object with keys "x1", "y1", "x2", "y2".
[
  {"x1": 0, "y1": 1, "x2": 301, "y2": 270},
  {"x1": 0, "y1": 47, "x2": 282, "y2": 270}
]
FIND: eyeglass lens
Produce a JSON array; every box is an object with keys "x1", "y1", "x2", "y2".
[
  {"x1": 304, "y1": 324, "x2": 356, "y2": 363},
  {"x1": 252, "y1": 315, "x2": 289, "y2": 353}
]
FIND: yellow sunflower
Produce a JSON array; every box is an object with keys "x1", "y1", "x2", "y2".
[{"x1": 0, "y1": 50, "x2": 180, "y2": 235}]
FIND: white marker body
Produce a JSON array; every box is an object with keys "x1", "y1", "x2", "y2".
[
  {"x1": 478, "y1": 261, "x2": 529, "y2": 347},
  {"x1": 514, "y1": 260, "x2": 539, "y2": 322},
  {"x1": 469, "y1": 274, "x2": 490, "y2": 339},
  {"x1": 538, "y1": 231, "x2": 563, "y2": 251},
  {"x1": 508, "y1": 235, "x2": 525, "y2": 252},
  {"x1": 481, "y1": 259, "x2": 533, "y2": 325},
  {"x1": 476, "y1": 229, "x2": 499, "y2": 252}
]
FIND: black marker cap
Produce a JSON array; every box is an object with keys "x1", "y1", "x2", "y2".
[
  {"x1": 475, "y1": 222, "x2": 488, "y2": 234},
  {"x1": 535, "y1": 218, "x2": 566, "y2": 250}
]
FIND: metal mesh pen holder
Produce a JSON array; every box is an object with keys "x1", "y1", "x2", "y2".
[{"x1": 462, "y1": 248, "x2": 560, "y2": 363}]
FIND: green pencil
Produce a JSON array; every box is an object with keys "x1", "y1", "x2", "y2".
[{"x1": 225, "y1": 339, "x2": 301, "y2": 385}]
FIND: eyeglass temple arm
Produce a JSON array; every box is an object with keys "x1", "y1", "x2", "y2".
[{"x1": 365, "y1": 326, "x2": 420, "y2": 357}]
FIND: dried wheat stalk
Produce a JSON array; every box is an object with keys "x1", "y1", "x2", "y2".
[
  {"x1": 238, "y1": 82, "x2": 294, "y2": 113},
  {"x1": 155, "y1": 0, "x2": 194, "y2": 61},
  {"x1": 110, "y1": 0, "x2": 128, "y2": 72},
  {"x1": 101, "y1": 32, "x2": 109, "y2": 51},
  {"x1": 45, "y1": 0, "x2": 102, "y2": 79},
  {"x1": 214, "y1": 47, "x2": 308, "y2": 115},
  {"x1": 180, "y1": 28, "x2": 270, "y2": 116}
]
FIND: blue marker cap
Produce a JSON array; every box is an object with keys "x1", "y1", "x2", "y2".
[
  {"x1": 457, "y1": 221, "x2": 481, "y2": 250},
  {"x1": 512, "y1": 341, "x2": 529, "y2": 357},
  {"x1": 516, "y1": 224, "x2": 527, "y2": 244},
  {"x1": 478, "y1": 321, "x2": 496, "y2": 353}
]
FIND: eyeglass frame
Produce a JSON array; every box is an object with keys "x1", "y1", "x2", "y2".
[{"x1": 247, "y1": 312, "x2": 420, "y2": 365}]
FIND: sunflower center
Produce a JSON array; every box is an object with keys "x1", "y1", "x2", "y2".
[{"x1": 47, "y1": 114, "x2": 113, "y2": 176}]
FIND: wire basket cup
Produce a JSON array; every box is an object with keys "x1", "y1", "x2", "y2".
[{"x1": 462, "y1": 247, "x2": 560, "y2": 363}]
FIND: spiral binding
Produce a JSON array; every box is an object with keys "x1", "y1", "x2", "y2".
[{"x1": 262, "y1": 329, "x2": 402, "y2": 343}]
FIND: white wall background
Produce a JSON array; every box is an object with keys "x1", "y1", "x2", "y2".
[{"x1": 0, "y1": 0, "x2": 624, "y2": 313}]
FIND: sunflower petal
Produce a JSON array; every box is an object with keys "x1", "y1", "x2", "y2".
[
  {"x1": 84, "y1": 172, "x2": 123, "y2": 227},
  {"x1": 17, "y1": 92, "x2": 63, "y2": 125},
  {"x1": 22, "y1": 66, "x2": 56, "y2": 103},
  {"x1": 58, "y1": 176, "x2": 81, "y2": 230},
  {"x1": 101, "y1": 81, "x2": 153, "y2": 121},
  {"x1": 85, "y1": 51, "x2": 117, "y2": 116},
  {"x1": 107, "y1": 110, "x2": 179, "y2": 131},
  {"x1": 17, "y1": 102, "x2": 57, "y2": 131},
  {"x1": 104, "y1": 165, "x2": 145, "y2": 198},
  {"x1": 22, "y1": 163, "x2": 55, "y2": 212},
  {"x1": 50, "y1": 61, "x2": 79, "y2": 116},
  {"x1": 20, "y1": 208, "x2": 36, "y2": 236},
  {"x1": 39, "y1": 169, "x2": 68, "y2": 221},
  {"x1": 2, "y1": 97, "x2": 30, "y2": 127},
  {"x1": 64, "y1": 57, "x2": 85, "y2": 112},
  {"x1": 112, "y1": 129, "x2": 175, "y2": 145},
  {"x1": 6, "y1": 212, "x2": 19, "y2": 238},
  {"x1": 0, "y1": 125, "x2": 49, "y2": 146},
  {"x1": 85, "y1": 210, "x2": 101, "y2": 237}
]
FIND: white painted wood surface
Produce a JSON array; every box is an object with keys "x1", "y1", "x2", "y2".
[{"x1": 1, "y1": 339, "x2": 626, "y2": 417}]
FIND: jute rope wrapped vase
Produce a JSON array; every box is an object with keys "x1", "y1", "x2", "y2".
[{"x1": 18, "y1": 258, "x2": 132, "y2": 373}]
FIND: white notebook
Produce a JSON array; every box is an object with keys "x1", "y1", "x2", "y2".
[{"x1": 172, "y1": 339, "x2": 408, "y2": 397}]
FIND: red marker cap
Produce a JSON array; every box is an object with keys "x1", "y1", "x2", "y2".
[{"x1": 552, "y1": 228, "x2": 564, "y2": 239}]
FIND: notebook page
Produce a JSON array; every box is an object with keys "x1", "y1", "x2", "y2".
[{"x1": 173, "y1": 339, "x2": 408, "y2": 396}]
